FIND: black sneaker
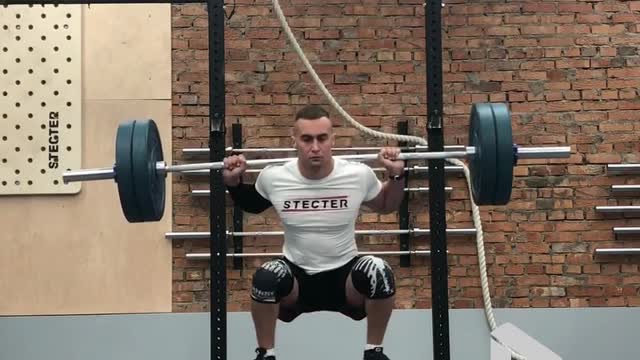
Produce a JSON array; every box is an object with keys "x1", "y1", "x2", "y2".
[
  {"x1": 254, "y1": 348, "x2": 276, "y2": 360},
  {"x1": 364, "y1": 347, "x2": 390, "y2": 360}
]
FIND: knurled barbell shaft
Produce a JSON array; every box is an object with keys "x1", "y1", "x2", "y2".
[
  {"x1": 164, "y1": 228, "x2": 476, "y2": 239},
  {"x1": 165, "y1": 150, "x2": 471, "y2": 173},
  {"x1": 62, "y1": 150, "x2": 468, "y2": 183},
  {"x1": 158, "y1": 145, "x2": 570, "y2": 173},
  {"x1": 62, "y1": 145, "x2": 571, "y2": 183},
  {"x1": 191, "y1": 187, "x2": 453, "y2": 196},
  {"x1": 178, "y1": 147, "x2": 571, "y2": 175},
  {"x1": 183, "y1": 145, "x2": 570, "y2": 159},
  {"x1": 181, "y1": 165, "x2": 466, "y2": 175},
  {"x1": 183, "y1": 145, "x2": 465, "y2": 156},
  {"x1": 186, "y1": 250, "x2": 433, "y2": 259}
]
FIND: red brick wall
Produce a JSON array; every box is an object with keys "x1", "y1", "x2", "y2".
[{"x1": 171, "y1": 0, "x2": 640, "y2": 312}]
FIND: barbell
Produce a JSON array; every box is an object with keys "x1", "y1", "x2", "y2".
[
  {"x1": 186, "y1": 250, "x2": 434, "y2": 259},
  {"x1": 62, "y1": 103, "x2": 571, "y2": 223}
]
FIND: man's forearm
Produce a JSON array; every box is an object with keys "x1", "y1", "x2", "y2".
[
  {"x1": 224, "y1": 175, "x2": 241, "y2": 187},
  {"x1": 226, "y1": 182, "x2": 273, "y2": 214},
  {"x1": 379, "y1": 179, "x2": 406, "y2": 213}
]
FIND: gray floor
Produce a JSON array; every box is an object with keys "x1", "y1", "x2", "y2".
[{"x1": 0, "y1": 308, "x2": 638, "y2": 360}]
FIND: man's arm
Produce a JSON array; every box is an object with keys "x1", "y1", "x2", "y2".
[
  {"x1": 363, "y1": 176, "x2": 405, "y2": 214},
  {"x1": 226, "y1": 182, "x2": 273, "y2": 214},
  {"x1": 223, "y1": 154, "x2": 273, "y2": 214},
  {"x1": 362, "y1": 147, "x2": 407, "y2": 214}
]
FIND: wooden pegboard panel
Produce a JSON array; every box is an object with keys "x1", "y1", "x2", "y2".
[{"x1": 0, "y1": 5, "x2": 82, "y2": 195}]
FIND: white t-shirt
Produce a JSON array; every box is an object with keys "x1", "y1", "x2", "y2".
[{"x1": 255, "y1": 158, "x2": 383, "y2": 275}]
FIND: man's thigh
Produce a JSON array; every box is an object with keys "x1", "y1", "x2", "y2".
[{"x1": 278, "y1": 257, "x2": 363, "y2": 321}]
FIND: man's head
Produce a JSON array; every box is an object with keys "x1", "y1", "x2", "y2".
[{"x1": 292, "y1": 105, "x2": 335, "y2": 170}]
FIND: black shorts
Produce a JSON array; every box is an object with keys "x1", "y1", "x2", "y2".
[{"x1": 278, "y1": 256, "x2": 366, "y2": 322}]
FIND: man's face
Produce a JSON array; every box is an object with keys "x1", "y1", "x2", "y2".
[{"x1": 292, "y1": 116, "x2": 335, "y2": 168}]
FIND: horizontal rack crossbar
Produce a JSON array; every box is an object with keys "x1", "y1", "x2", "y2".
[
  {"x1": 594, "y1": 248, "x2": 640, "y2": 255},
  {"x1": 613, "y1": 227, "x2": 640, "y2": 235},
  {"x1": 166, "y1": 228, "x2": 477, "y2": 239},
  {"x1": 611, "y1": 185, "x2": 640, "y2": 193},
  {"x1": 607, "y1": 164, "x2": 640, "y2": 175},
  {"x1": 595, "y1": 206, "x2": 640, "y2": 213}
]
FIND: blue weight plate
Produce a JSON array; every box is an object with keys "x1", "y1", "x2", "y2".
[
  {"x1": 491, "y1": 103, "x2": 514, "y2": 205},
  {"x1": 469, "y1": 103, "x2": 497, "y2": 205},
  {"x1": 115, "y1": 120, "x2": 143, "y2": 222},
  {"x1": 131, "y1": 119, "x2": 165, "y2": 222}
]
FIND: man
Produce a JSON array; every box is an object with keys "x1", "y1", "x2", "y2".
[{"x1": 223, "y1": 105, "x2": 406, "y2": 360}]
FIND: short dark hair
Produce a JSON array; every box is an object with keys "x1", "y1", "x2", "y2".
[{"x1": 295, "y1": 105, "x2": 329, "y2": 122}]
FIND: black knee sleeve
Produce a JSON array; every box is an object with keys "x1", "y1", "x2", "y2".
[
  {"x1": 251, "y1": 259, "x2": 294, "y2": 303},
  {"x1": 350, "y1": 256, "x2": 396, "y2": 299}
]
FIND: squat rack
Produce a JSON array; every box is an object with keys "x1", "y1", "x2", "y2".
[{"x1": 0, "y1": 1, "x2": 452, "y2": 359}]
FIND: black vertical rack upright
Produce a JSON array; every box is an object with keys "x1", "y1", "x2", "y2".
[
  {"x1": 425, "y1": 1, "x2": 451, "y2": 360},
  {"x1": 208, "y1": 1, "x2": 227, "y2": 360}
]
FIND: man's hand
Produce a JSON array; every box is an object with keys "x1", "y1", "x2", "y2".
[
  {"x1": 222, "y1": 154, "x2": 248, "y2": 186},
  {"x1": 378, "y1": 147, "x2": 405, "y2": 177}
]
